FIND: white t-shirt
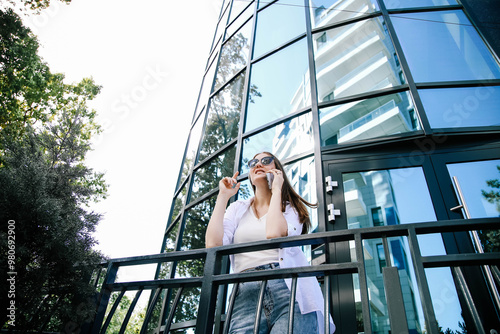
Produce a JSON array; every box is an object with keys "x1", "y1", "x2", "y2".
[
  {"x1": 233, "y1": 206, "x2": 279, "y2": 273},
  {"x1": 222, "y1": 197, "x2": 336, "y2": 334}
]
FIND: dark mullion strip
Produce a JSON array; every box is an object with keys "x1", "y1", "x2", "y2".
[
  {"x1": 311, "y1": 11, "x2": 382, "y2": 35},
  {"x1": 378, "y1": 0, "x2": 433, "y2": 135},
  {"x1": 250, "y1": 32, "x2": 307, "y2": 65},
  {"x1": 304, "y1": 0, "x2": 329, "y2": 236},
  {"x1": 416, "y1": 79, "x2": 500, "y2": 89},
  {"x1": 241, "y1": 106, "x2": 313, "y2": 141},
  {"x1": 387, "y1": 4, "x2": 462, "y2": 15}
]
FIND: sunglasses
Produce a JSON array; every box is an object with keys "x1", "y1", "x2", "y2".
[{"x1": 248, "y1": 156, "x2": 275, "y2": 168}]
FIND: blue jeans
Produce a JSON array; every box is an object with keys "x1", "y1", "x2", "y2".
[{"x1": 229, "y1": 263, "x2": 318, "y2": 334}]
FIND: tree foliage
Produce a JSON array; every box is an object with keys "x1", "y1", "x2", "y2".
[
  {"x1": 2, "y1": 0, "x2": 72, "y2": 13},
  {"x1": 0, "y1": 8, "x2": 107, "y2": 331},
  {"x1": 480, "y1": 165, "x2": 500, "y2": 252}
]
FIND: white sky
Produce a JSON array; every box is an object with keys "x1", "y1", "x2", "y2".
[{"x1": 17, "y1": 0, "x2": 222, "y2": 280}]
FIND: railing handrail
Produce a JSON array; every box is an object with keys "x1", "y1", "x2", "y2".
[
  {"x1": 89, "y1": 217, "x2": 500, "y2": 334},
  {"x1": 98, "y1": 217, "x2": 499, "y2": 268}
]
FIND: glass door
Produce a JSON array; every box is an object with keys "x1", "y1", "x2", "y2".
[{"x1": 323, "y1": 145, "x2": 500, "y2": 334}]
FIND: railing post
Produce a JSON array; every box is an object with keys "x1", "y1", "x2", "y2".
[
  {"x1": 407, "y1": 228, "x2": 440, "y2": 334},
  {"x1": 355, "y1": 233, "x2": 373, "y2": 333},
  {"x1": 383, "y1": 266, "x2": 409, "y2": 334},
  {"x1": 90, "y1": 261, "x2": 119, "y2": 333},
  {"x1": 195, "y1": 248, "x2": 221, "y2": 334}
]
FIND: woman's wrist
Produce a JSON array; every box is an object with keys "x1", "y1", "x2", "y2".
[
  {"x1": 271, "y1": 188, "x2": 282, "y2": 196},
  {"x1": 217, "y1": 192, "x2": 232, "y2": 202}
]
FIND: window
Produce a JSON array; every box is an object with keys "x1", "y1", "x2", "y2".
[
  {"x1": 391, "y1": 10, "x2": 500, "y2": 83},
  {"x1": 376, "y1": 243, "x2": 386, "y2": 273},
  {"x1": 372, "y1": 207, "x2": 384, "y2": 226}
]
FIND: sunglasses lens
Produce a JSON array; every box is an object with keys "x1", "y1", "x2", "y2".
[
  {"x1": 262, "y1": 157, "x2": 273, "y2": 165},
  {"x1": 248, "y1": 156, "x2": 274, "y2": 168},
  {"x1": 248, "y1": 159, "x2": 258, "y2": 168}
]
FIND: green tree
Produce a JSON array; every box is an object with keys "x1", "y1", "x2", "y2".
[
  {"x1": 480, "y1": 165, "x2": 500, "y2": 252},
  {"x1": 2, "y1": 0, "x2": 72, "y2": 13},
  {"x1": 0, "y1": 8, "x2": 107, "y2": 331}
]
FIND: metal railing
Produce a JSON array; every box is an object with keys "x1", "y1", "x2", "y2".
[{"x1": 85, "y1": 218, "x2": 500, "y2": 334}]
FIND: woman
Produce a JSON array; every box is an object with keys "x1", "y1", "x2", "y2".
[{"x1": 205, "y1": 152, "x2": 335, "y2": 334}]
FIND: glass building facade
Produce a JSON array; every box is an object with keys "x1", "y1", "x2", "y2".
[{"x1": 152, "y1": 0, "x2": 500, "y2": 333}]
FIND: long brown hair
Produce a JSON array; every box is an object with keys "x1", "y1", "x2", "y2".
[{"x1": 250, "y1": 152, "x2": 318, "y2": 234}]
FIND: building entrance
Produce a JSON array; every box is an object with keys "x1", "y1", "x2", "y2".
[{"x1": 322, "y1": 143, "x2": 500, "y2": 334}]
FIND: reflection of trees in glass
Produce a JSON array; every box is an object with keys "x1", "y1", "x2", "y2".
[
  {"x1": 199, "y1": 31, "x2": 261, "y2": 163},
  {"x1": 159, "y1": 287, "x2": 202, "y2": 328},
  {"x1": 199, "y1": 74, "x2": 245, "y2": 162},
  {"x1": 172, "y1": 185, "x2": 187, "y2": 221},
  {"x1": 436, "y1": 320, "x2": 467, "y2": 334},
  {"x1": 104, "y1": 293, "x2": 145, "y2": 333},
  {"x1": 215, "y1": 32, "x2": 249, "y2": 90},
  {"x1": 181, "y1": 197, "x2": 217, "y2": 252},
  {"x1": 480, "y1": 165, "x2": 500, "y2": 252},
  {"x1": 192, "y1": 146, "x2": 237, "y2": 201}
]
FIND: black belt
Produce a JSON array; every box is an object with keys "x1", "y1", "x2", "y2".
[{"x1": 241, "y1": 262, "x2": 280, "y2": 272}]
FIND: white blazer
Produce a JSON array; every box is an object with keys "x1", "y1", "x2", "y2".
[{"x1": 222, "y1": 197, "x2": 336, "y2": 334}]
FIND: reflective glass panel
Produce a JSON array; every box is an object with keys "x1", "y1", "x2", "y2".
[
  {"x1": 447, "y1": 159, "x2": 500, "y2": 252},
  {"x1": 215, "y1": 21, "x2": 252, "y2": 91},
  {"x1": 253, "y1": 0, "x2": 306, "y2": 59},
  {"x1": 309, "y1": 0, "x2": 379, "y2": 29},
  {"x1": 191, "y1": 145, "x2": 236, "y2": 202},
  {"x1": 164, "y1": 221, "x2": 180, "y2": 253},
  {"x1": 283, "y1": 156, "x2": 318, "y2": 233},
  {"x1": 170, "y1": 287, "x2": 202, "y2": 324},
  {"x1": 384, "y1": 0, "x2": 457, "y2": 9},
  {"x1": 361, "y1": 237, "x2": 425, "y2": 333},
  {"x1": 211, "y1": 4, "x2": 230, "y2": 53},
  {"x1": 246, "y1": 38, "x2": 309, "y2": 132},
  {"x1": 343, "y1": 167, "x2": 442, "y2": 257},
  {"x1": 241, "y1": 112, "x2": 314, "y2": 174},
  {"x1": 177, "y1": 112, "x2": 205, "y2": 189},
  {"x1": 195, "y1": 56, "x2": 218, "y2": 119},
  {"x1": 391, "y1": 10, "x2": 500, "y2": 82},
  {"x1": 226, "y1": 1, "x2": 254, "y2": 39},
  {"x1": 199, "y1": 74, "x2": 245, "y2": 162},
  {"x1": 314, "y1": 17, "x2": 405, "y2": 102},
  {"x1": 343, "y1": 167, "x2": 437, "y2": 228},
  {"x1": 319, "y1": 91, "x2": 419, "y2": 146},
  {"x1": 236, "y1": 179, "x2": 254, "y2": 201},
  {"x1": 181, "y1": 196, "x2": 217, "y2": 251},
  {"x1": 172, "y1": 184, "x2": 188, "y2": 221},
  {"x1": 447, "y1": 159, "x2": 500, "y2": 219},
  {"x1": 419, "y1": 86, "x2": 500, "y2": 129},
  {"x1": 425, "y1": 268, "x2": 466, "y2": 333},
  {"x1": 229, "y1": 0, "x2": 254, "y2": 26},
  {"x1": 159, "y1": 221, "x2": 181, "y2": 279}
]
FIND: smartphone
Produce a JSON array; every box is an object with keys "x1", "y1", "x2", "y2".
[{"x1": 266, "y1": 173, "x2": 274, "y2": 189}]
